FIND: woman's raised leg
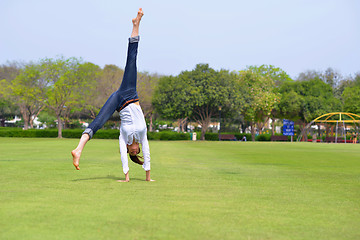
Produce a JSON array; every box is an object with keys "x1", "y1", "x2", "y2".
[{"x1": 119, "y1": 8, "x2": 144, "y2": 93}]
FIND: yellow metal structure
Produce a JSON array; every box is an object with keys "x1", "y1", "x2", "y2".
[
  {"x1": 312, "y1": 112, "x2": 360, "y2": 123},
  {"x1": 297, "y1": 112, "x2": 360, "y2": 142}
]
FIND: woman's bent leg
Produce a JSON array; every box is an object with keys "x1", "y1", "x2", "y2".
[
  {"x1": 71, "y1": 91, "x2": 121, "y2": 170},
  {"x1": 83, "y1": 91, "x2": 120, "y2": 139}
]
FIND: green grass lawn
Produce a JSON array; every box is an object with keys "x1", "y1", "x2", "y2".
[{"x1": 0, "y1": 138, "x2": 359, "y2": 240}]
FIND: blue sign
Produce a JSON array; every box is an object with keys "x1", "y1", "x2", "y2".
[{"x1": 283, "y1": 119, "x2": 294, "y2": 136}]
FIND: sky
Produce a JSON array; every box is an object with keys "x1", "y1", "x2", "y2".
[{"x1": 1, "y1": 0, "x2": 359, "y2": 79}]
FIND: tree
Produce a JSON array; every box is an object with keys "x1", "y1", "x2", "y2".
[
  {"x1": 41, "y1": 57, "x2": 98, "y2": 138},
  {"x1": 298, "y1": 77, "x2": 340, "y2": 121},
  {"x1": 323, "y1": 67, "x2": 341, "y2": 91},
  {"x1": 153, "y1": 75, "x2": 192, "y2": 131},
  {"x1": 0, "y1": 61, "x2": 24, "y2": 83},
  {"x1": 153, "y1": 64, "x2": 238, "y2": 140},
  {"x1": 247, "y1": 65, "x2": 291, "y2": 135},
  {"x1": 0, "y1": 62, "x2": 23, "y2": 122},
  {"x1": 62, "y1": 62, "x2": 101, "y2": 129},
  {"x1": 297, "y1": 70, "x2": 322, "y2": 82},
  {"x1": 278, "y1": 76, "x2": 341, "y2": 140},
  {"x1": 86, "y1": 64, "x2": 123, "y2": 119},
  {"x1": 137, "y1": 72, "x2": 160, "y2": 131},
  {"x1": 7, "y1": 63, "x2": 46, "y2": 129},
  {"x1": 337, "y1": 72, "x2": 360, "y2": 106},
  {"x1": 0, "y1": 98, "x2": 19, "y2": 125},
  {"x1": 0, "y1": 62, "x2": 45, "y2": 129},
  {"x1": 278, "y1": 88, "x2": 304, "y2": 122},
  {"x1": 235, "y1": 69, "x2": 280, "y2": 141},
  {"x1": 342, "y1": 86, "x2": 360, "y2": 114},
  {"x1": 37, "y1": 111, "x2": 57, "y2": 128},
  {"x1": 248, "y1": 64, "x2": 292, "y2": 87}
]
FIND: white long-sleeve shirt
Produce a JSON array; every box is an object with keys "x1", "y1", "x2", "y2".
[{"x1": 119, "y1": 103, "x2": 150, "y2": 174}]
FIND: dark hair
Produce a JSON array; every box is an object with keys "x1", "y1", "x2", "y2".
[
  {"x1": 129, "y1": 154, "x2": 144, "y2": 165},
  {"x1": 128, "y1": 146, "x2": 144, "y2": 165}
]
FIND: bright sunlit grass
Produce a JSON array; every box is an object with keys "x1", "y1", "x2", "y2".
[{"x1": 0, "y1": 138, "x2": 359, "y2": 240}]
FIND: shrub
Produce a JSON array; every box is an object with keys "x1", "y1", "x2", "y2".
[
  {"x1": 204, "y1": 132, "x2": 218, "y2": 141},
  {"x1": 256, "y1": 134, "x2": 272, "y2": 141},
  {"x1": 147, "y1": 131, "x2": 190, "y2": 141},
  {"x1": 0, "y1": 128, "x2": 276, "y2": 141},
  {"x1": 147, "y1": 132, "x2": 160, "y2": 140},
  {"x1": 93, "y1": 129, "x2": 120, "y2": 139}
]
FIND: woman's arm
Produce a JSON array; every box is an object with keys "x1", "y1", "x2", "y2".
[
  {"x1": 141, "y1": 134, "x2": 151, "y2": 172},
  {"x1": 140, "y1": 130, "x2": 155, "y2": 181},
  {"x1": 119, "y1": 133, "x2": 130, "y2": 175}
]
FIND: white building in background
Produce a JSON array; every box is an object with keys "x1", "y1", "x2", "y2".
[{"x1": 5, "y1": 116, "x2": 22, "y2": 124}]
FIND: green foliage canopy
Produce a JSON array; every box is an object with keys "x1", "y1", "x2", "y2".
[
  {"x1": 40, "y1": 57, "x2": 99, "y2": 137},
  {"x1": 153, "y1": 64, "x2": 240, "y2": 140}
]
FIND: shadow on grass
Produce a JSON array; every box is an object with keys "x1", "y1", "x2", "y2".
[{"x1": 71, "y1": 175, "x2": 146, "y2": 182}]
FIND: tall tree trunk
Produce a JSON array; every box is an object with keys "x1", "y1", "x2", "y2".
[
  {"x1": 180, "y1": 117, "x2": 188, "y2": 132},
  {"x1": 57, "y1": 115, "x2": 63, "y2": 138},
  {"x1": 251, "y1": 121, "x2": 256, "y2": 141},
  {"x1": 200, "y1": 117, "x2": 210, "y2": 140},
  {"x1": 301, "y1": 122, "x2": 307, "y2": 142},
  {"x1": 29, "y1": 116, "x2": 34, "y2": 129},
  {"x1": 271, "y1": 117, "x2": 275, "y2": 136},
  {"x1": 193, "y1": 105, "x2": 212, "y2": 140},
  {"x1": 23, "y1": 115, "x2": 29, "y2": 130},
  {"x1": 256, "y1": 122, "x2": 262, "y2": 134},
  {"x1": 177, "y1": 119, "x2": 181, "y2": 133},
  {"x1": 19, "y1": 104, "x2": 30, "y2": 130},
  {"x1": 29, "y1": 106, "x2": 45, "y2": 129},
  {"x1": 256, "y1": 116, "x2": 270, "y2": 135},
  {"x1": 148, "y1": 113, "x2": 153, "y2": 132},
  {"x1": 201, "y1": 125, "x2": 207, "y2": 140},
  {"x1": 29, "y1": 115, "x2": 33, "y2": 129}
]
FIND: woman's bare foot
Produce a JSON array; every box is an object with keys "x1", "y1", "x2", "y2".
[
  {"x1": 132, "y1": 8, "x2": 144, "y2": 26},
  {"x1": 71, "y1": 133, "x2": 89, "y2": 170},
  {"x1": 117, "y1": 180, "x2": 130, "y2": 182},
  {"x1": 131, "y1": 8, "x2": 143, "y2": 37},
  {"x1": 71, "y1": 150, "x2": 81, "y2": 170},
  {"x1": 146, "y1": 179, "x2": 155, "y2": 182}
]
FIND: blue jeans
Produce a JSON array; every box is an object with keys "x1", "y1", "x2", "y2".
[{"x1": 83, "y1": 37, "x2": 140, "y2": 139}]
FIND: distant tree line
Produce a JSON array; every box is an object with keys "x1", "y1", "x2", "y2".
[{"x1": 1, "y1": 59, "x2": 359, "y2": 140}]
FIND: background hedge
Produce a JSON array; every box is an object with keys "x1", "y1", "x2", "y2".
[
  {"x1": 0, "y1": 128, "x2": 191, "y2": 141},
  {"x1": 0, "y1": 128, "x2": 291, "y2": 141}
]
